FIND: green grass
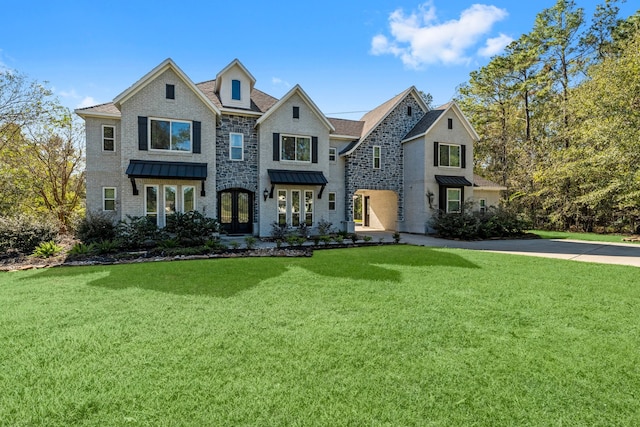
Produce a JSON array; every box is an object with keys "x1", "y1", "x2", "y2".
[
  {"x1": 1, "y1": 246, "x2": 639, "y2": 426},
  {"x1": 530, "y1": 229, "x2": 638, "y2": 243}
]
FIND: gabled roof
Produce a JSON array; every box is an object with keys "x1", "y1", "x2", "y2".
[
  {"x1": 112, "y1": 58, "x2": 221, "y2": 116},
  {"x1": 340, "y1": 86, "x2": 430, "y2": 156},
  {"x1": 402, "y1": 101, "x2": 480, "y2": 143},
  {"x1": 214, "y1": 58, "x2": 256, "y2": 94},
  {"x1": 327, "y1": 117, "x2": 364, "y2": 139},
  {"x1": 196, "y1": 80, "x2": 278, "y2": 113},
  {"x1": 473, "y1": 174, "x2": 506, "y2": 190},
  {"x1": 75, "y1": 102, "x2": 121, "y2": 119},
  {"x1": 255, "y1": 84, "x2": 335, "y2": 132}
]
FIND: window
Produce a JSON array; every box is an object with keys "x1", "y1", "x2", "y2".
[
  {"x1": 145, "y1": 185, "x2": 159, "y2": 224},
  {"x1": 329, "y1": 147, "x2": 337, "y2": 162},
  {"x1": 448, "y1": 118, "x2": 453, "y2": 129},
  {"x1": 439, "y1": 144, "x2": 461, "y2": 168},
  {"x1": 479, "y1": 198, "x2": 487, "y2": 214},
  {"x1": 165, "y1": 186, "x2": 177, "y2": 216},
  {"x1": 102, "y1": 125, "x2": 115, "y2": 151},
  {"x1": 408, "y1": 106, "x2": 412, "y2": 116},
  {"x1": 278, "y1": 190, "x2": 287, "y2": 225},
  {"x1": 183, "y1": 186, "x2": 195, "y2": 212},
  {"x1": 231, "y1": 79, "x2": 241, "y2": 100},
  {"x1": 150, "y1": 119, "x2": 191, "y2": 152},
  {"x1": 281, "y1": 135, "x2": 311, "y2": 162},
  {"x1": 166, "y1": 84, "x2": 175, "y2": 100},
  {"x1": 291, "y1": 190, "x2": 301, "y2": 226},
  {"x1": 328, "y1": 192, "x2": 336, "y2": 211},
  {"x1": 447, "y1": 188, "x2": 461, "y2": 213},
  {"x1": 373, "y1": 145, "x2": 381, "y2": 169},
  {"x1": 103, "y1": 187, "x2": 116, "y2": 211},
  {"x1": 304, "y1": 191, "x2": 314, "y2": 226},
  {"x1": 229, "y1": 133, "x2": 243, "y2": 160},
  {"x1": 293, "y1": 106, "x2": 300, "y2": 119}
]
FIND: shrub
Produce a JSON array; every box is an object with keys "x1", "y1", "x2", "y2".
[
  {"x1": 392, "y1": 232, "x2": 401, "y2": 244},
  {"x1": 244, "y1": 236, "x2": 257, "y2": 250},
  {"x1": 75, "y1": 211, "x2": 117, "y2": 244},
  {"x1": 68, "y1": 242, "x2": 96, "y2": 256},
  {"x1": 205, "y1": 239, "x2": 227, "y2": 252},
  {"x1": 94, "y1": 240, "x2": 121, "y2": 254},
  {"x1": 116, "y1": 216, "x2": 162, "y2": 249},
  {"x1": 158, "y1": 238, "x2": 180, "y2": 249},
  {"x1": 229, "y1": 241, "x2": 240, "y2": 250},
  {"x1": 270, "y1": 222, "x2": 288, "y2": 241},
  {"x1": 363, "y1": 235, "x2": 372, "y2": 242},
  {"x1": 164, "y1": 211, "x2": 221, "y2": 245},
  {"x1": 350, "y1": 233, "x2": 359, "y2": 243},
  {"x1": 430, "y1": 203, "x2": 529, "y2": 240},
  {"x1": 0, "y1": 214, "x2": 57, "y2": 254},
  {"x1": 32, "y1": 241, "x2": 63, "y2": 258},
  {"x1": 316, "y1": 218, "x2": 333, "y2": 235}
]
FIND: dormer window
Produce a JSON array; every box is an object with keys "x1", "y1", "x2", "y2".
[
  {"x1": 231, "y1": 80, "x2": 241, "y2": 100},
  {"x1": 166, "y1": 84, "x2": 175, "y2": 100}
]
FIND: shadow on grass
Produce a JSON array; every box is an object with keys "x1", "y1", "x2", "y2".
[{"x1": 26, "y1": 246, "x2": 477, "y2": 297}]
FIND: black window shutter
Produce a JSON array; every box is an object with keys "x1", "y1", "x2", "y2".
[
  {"x1": 433, "y1": 142, "x2": 439, "y2": 167},
  {"x1": 138, "y1": 116, "x2": 148, "y2": 151},
  {"x1": 461, "y1": 144, "x2": 466, "y2": 168},
  {"x1": 193, "y1": 121, "x2": 201, "y2": 153},
  {"x1": 273, "y1": 133, "x2": 280, "y2": 161},
  {"x1": 312, "y1": 137, "x2": 318, "y2": 163}
]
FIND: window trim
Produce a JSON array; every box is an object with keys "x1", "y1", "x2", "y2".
[
  {"x1": 102, "y1": 125, "x2": 115, "y2": 152},
  {"x1": 164, "y1": 185, "x2": 177, "y2": 217},
  {"x1": 145, "y1": 185, "x2": 159, "y2": 225},
  {"x1": 280, "y1": 134, "x2": 312, "y2": 163},
  {"x1": 304, "y1": 190, "x2": 314, "y2": 226},
  {"x1": 229, "y1": 132, "x2": 244, "y2": 161},
  {"x1": 102, "y1": 187, "x2": 116, "y2": 211},
  {"x1": 329, "y1": 147, "x2": 337, "y2": 162},
  {"x1": 182, "y1": 186, "x2": 196, "y2": 212},
  {"x1": 438, "y1": 143, "x2": 461, "y2": 168},
  {"x1": 328, "y1": 192, "x2": 336, "y2": 211},
  {"x1": 277, "y1": 189, "x2": 287, "y2": 226},
  {"x1": 446, "y1": 188, "x2": 462, "y2": 213},
  {"x1": 373, "y1": 145, "x2": 381, "y2": 169},
  {"x1": 231, "y1": 79, "x2": 241, "y2": 100},
  {"x1": 479, "y1": 198, "x2": 487, "y2": 214},
  {"x1": 148, "y1": 117, "x2": 193, "y2": 153}
]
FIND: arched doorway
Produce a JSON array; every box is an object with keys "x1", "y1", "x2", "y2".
[{"x1": 218, "y1": 189, "x2": 253, "y2": 234}]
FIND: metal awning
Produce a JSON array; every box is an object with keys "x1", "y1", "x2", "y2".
[
  {"x1": 267, "y1": 169, "x2": 328, "y2": 198},
  {"x1": 435, "y1": 175, "x2": 473, "y2": 186},
  {"x1": 125, "y1": 160, "x2": 208, "y2": 196}
]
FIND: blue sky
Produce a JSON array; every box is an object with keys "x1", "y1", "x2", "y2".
[{"x1": 1, "y1": 0, "x2": 636, "y2": 119}]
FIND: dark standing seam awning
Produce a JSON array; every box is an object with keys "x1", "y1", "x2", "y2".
[
  {"x1": 435, "y1": 175, "x2": 473, "y2": 186},
  {"x1": 125, "y1": 160, "x2": 208, "y2": 196},
  {"x1": 267, "y1": 169, "x2": 328, "y2": 198}
]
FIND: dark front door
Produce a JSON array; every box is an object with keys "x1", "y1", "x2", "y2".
[{"x1": 219, "y1": 189, "x2": 253, "y2": 234}]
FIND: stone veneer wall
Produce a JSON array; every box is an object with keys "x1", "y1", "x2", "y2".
[
  {"x1": 344, "y1": 95, "x2": 425, "y2": 224},
  {"x1": 216, "y1": 113, "x2": 260, "y2": 219}
]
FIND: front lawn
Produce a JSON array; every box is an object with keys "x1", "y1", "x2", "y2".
[
  {"x1": 1, "y1": 246, "x2": 639, "y2": 426},
  {"x1": 530, "y1": 229, "x2": 639, "y2": 243}
]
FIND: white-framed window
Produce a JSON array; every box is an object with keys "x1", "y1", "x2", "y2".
[
  {"x1": 291, "y1": 190, "x2": 301, "y2": 226},
  {"x1": 439, "y1": 143, "x2": 461, "y2": 168},
  {"x1": 164, "y1": 185, "x2": 177, "y2": 217},
  {"x1": 102, "y1": 125, "x2": 115, "y2": 152},
  {"x1": 229, "y1": 133, "x2": 243, "y2": 160},
  {"x1": 373, "y1": 145, "x2": 381, "y2": 169},
  {"x1": 183, "y1": 186, "x2": 195, "y2": 212},
  {"x1": 278, "y1": 190, "x2": 287, "y2": 226},
  {"x1": 328, "y1": 192, "x2": 336, "y2": 211},
  {"x1": 149, "y1": 118, "x2": 191, "y2": 152},
  {"x1": 145, "y1": 185, "x2": 159, "y2": 224},
  {"x1": 479, "y1": 198, "x2": 487, "y2": 214},
  {"x1": 329, "y1": 147, "x2": 337, "y2": 162},
  {"x1": 232, "y1": 80, "x2": 241, "y2": 100},
  {"x1": 447, "y1": 188, "x2": 461, "y2": 213},
  {"x1": 304, "y1": 190, "x2": 314, "y2": 226},
  {"x1": 103, "y1": 187, "x2": 116, "y2": 211},
  {"x1": 281, "y1": 135, "x2": 311, "y2": 162}
]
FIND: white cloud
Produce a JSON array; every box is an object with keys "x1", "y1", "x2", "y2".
[
  {"x1": 272, "y1": 77, "x2": 291, "y2": 88},
  {"x1": 371, "y1": 1, "x2": 509, "y2": 68},
  {"x1": 478, "y1": 33, "x2": 514, "y2": 57},
  {"x1": 77, "y1": 96, "x2": 97, "y2": 109}
]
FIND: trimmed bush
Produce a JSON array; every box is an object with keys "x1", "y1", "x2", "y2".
[
  {"x1": 0, "y1": 214, "x2": 57, "y2": 254},
  {"x1": 164, "y1": 211, "x2": 221, "y2": 245},
  {"x1": 430, "y1": 203, "x2": 529, "y2": 240},
  {"x1": 75, "y1": 211, "x2": 117, "y2": 244},
  {"x1": 116, "y1": 216, "x2": 163, "y2": 249}
]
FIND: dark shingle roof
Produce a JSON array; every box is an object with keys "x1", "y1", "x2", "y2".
[{"x1": 403, "y1": 109, "x2": 444, "y2": 141}]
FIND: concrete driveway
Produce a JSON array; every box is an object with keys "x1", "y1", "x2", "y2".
[{"x1": 359, "y1": 231, "x2": 640, "y2": 268}]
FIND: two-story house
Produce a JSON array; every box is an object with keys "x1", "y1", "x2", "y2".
[{"x1": 76, "y1": 58, "x2": 504, "y2": 237}]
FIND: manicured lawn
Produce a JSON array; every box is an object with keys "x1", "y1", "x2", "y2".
[
  {"x1": 1, "y1": 246, "x2": 639, "y2": 426},
  {"x1": 530, "y1": 229, "x2": 639, "y2": 243}
]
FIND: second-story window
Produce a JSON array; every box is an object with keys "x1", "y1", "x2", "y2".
[
  {"x1": 439, "y1": 143, "x2": 461, "y2": 167},
  {"x1": 373, "y1": 145, "x2": 381, "y2": 169},
  {"x1": 102, "y1": 125, "x2": 115, "y2": 152},
  {"x1": 230, "y1": 133, "x2": 243, "y2": 160},
  {"x1": 281, "y1": 135, "x2": 311, "y2": 162},
  {"x1": 329, "y1": 147, "x2": 337, "y2": 162},
  {"x1": 231, "y1": 79, "x2": 241, "y2": 100},
  {"x1": 150, "y1": 119, "x2": 191, "y2": 152}
]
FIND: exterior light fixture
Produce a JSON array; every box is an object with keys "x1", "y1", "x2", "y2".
[{"x1": 263, "y1": 188, "x2": 269, "y2": 201}]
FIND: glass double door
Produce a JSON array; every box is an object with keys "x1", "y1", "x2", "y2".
[{"x1": 218, "y1": 189, "x2": 253, "y2": 234}]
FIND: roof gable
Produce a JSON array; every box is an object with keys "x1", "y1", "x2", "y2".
[
  {"x1": 214, "y1": 59, "x2": 256, "y2": 93},
  {"x1": 112, "y1": 58, "x2": 221, "y2": 116},
  {"x1": 401, "y1": 101, "x2": 480, "y2": 143},
  {"x1": 255, "y1": 84, "x2": 335, "y2": 132}
]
